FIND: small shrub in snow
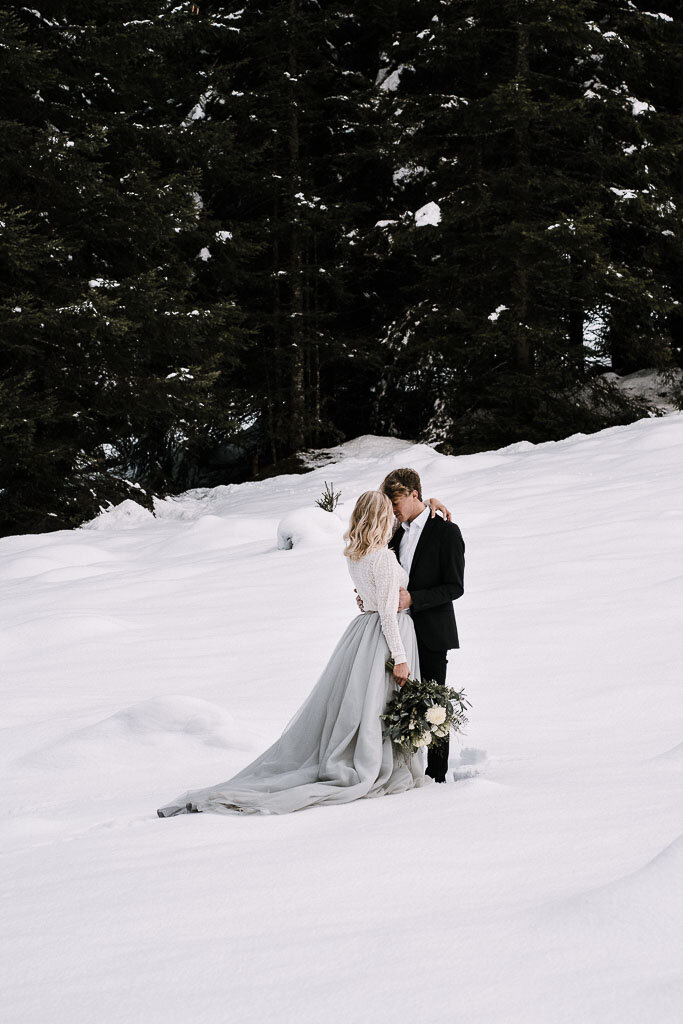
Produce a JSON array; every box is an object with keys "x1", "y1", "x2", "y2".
[{"x1": 315, "y1": 481, "x2": 341, "y2": 512}]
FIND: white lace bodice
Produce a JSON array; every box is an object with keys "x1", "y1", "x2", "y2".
[{"x1": 346, "y1": 546, "x2": 409, "y2": 664}]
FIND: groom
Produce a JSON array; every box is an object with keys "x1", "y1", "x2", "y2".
[{"x1": 382, "y1": 469, "x2": 465, "y2": 783}]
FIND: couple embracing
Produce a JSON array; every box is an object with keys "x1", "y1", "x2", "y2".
[{"x1": 158, "y1": 468, "x2": 465, "y2": 817}]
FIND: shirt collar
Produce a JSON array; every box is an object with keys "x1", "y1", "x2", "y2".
[{"x1": 401, "y1": 505, "x2": 430, "y2": 532}]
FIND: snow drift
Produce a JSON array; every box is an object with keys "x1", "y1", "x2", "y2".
[{"x1": 1, "y1": 415, "x2": 682, "y2": 1024}]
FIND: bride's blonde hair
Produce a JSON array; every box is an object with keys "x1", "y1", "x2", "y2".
[{"x1": 343, "y1": 490, "x2": 394, "y2": 561}]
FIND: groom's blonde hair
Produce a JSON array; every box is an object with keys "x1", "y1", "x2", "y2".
[
  {"x1": 381, "y1": 468, "x2": 422, "y2": 502},
  {"x1": 343, "y1": 490, "x2": 394, "y2": 561}
]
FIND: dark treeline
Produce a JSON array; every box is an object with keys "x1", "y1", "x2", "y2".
[{"x1": 1, "y1": 1, "x2": 681, "y2": 535}]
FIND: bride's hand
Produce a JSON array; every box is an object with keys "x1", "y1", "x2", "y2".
[
  {"x1": 393, "y1": 661, "x2": 410, "y2": 686},
  {"x1": 427, "y1": 497, "x2": 451, "y2": 521}
]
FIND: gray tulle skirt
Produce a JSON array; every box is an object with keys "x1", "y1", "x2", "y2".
[{"x1": 157, "y1": 611, "x2": 430, "y2": 816}]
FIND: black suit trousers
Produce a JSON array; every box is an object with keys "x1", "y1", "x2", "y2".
[{"x1": 417, "y1": 641, "x2": 449, "y2": 782}]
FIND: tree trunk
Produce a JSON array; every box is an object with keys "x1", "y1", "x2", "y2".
[
  {"x1": 268, "y1": 194, "x2": 281, "y2": 466},
  {"x1": 568, "y1": 255, "x2": 584, "y2": 372},
  {"x1": 286, "y1": 0, "x2": 306, "y2": 451},
  {"x1": 608, "y1": 309, "x2": 641, "y2": 374},
  {"x1": 312, "y1": 227, "x2": 322, "y2": 438},
  {"x1": 513, "y1": 13, "x2": 531, "y2": 373}
]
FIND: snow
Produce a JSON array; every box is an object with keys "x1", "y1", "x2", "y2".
[
  {"x1": 181, "y1": 88, "x2": 217, "y2": 126},
  {"x1": 488, "y1": 304, "x2": 508, "y2": 322},
  {"x1": 377, "y1": 65, "x2": 406, "y2": 92},
  {"x1": 610, "y1": 186, "x2": 639, "y2": 200},
  {"x1": 630, "y1": 98, "x2": 656, "y2": 116},
  {"x1": 415, "y1": 201, "x2": 441, "y2": 227},
  {"x1": 88, "y1": 277, "x2": 120, "y2": 289},
  {"x1": 84, "y1": 498, "x2": 155, "y2": 530},
  {"x1": 276, "y1": 506, "x2": 346, "y2": 550},
  {"x1": 601, "y1": 368, "x2": 683, "y2": 415},
  {"x1": 393, "y1": 164, "x2": 427, "y2": 184},
  {"x1": 1, "y1": 417, "x2": 683, "y2": 1022}
]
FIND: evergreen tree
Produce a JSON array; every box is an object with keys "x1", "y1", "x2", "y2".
[
  {"x1": 179, "y1": 1, "x2": 398, "y2": 466},
  {"x1": 2, "y1": 0, "x2": 680, "y2": 535},
  {"x1": 0, "y1": 3, "x2": 247, "y2": 534},
  {"x1": 372, "y1": 0, "x2": 680, "y2": 450},
  {"x1": 583, "y1": 2, "x2": 681, "y2": 375},
  {"x1": 647, "y1": 1, "x2": 683, "y2": 374}
]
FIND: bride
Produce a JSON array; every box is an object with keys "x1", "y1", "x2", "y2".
[{"x1": 157, "y1": 489, "x2": 431, "y2": 817}]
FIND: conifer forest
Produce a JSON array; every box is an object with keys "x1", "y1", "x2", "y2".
[{"x1": 1, "y1": 1, "x2": 681, "y2": 535}]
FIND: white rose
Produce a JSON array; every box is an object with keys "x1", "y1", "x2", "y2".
[
  {"x1": 434, "y1": 725, "x2": 449, "y2": 738},
  {"x1": 425, "y1": 706, "x2": 447, "y2": 726},
  {"x1": 414, "y1": 738, "x2": 426, "y2": 748},
  {"x1": 420, "y1": 731, "x2": 432, "y2": 746}
]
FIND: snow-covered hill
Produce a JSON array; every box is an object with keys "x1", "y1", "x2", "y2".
[
  {"x1": 603, "y1": 366, "x2": 683, "y2": 415},
  {"x1": 1, "y1": 417, "x2": 682, "y2": 1023}
]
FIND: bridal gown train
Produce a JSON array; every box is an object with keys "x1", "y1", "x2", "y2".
[{"x1": 157, "y1": 545, "x2": 431, "y2": 816}]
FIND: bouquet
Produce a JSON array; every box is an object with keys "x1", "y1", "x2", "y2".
[{"x1": 381, "y1": 659, "x2": 471, "y2": 755}]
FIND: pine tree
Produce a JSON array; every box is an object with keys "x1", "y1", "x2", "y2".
[
  {"x1": 0, "y1": 3, "x2": 247, "y2": 534},
  {"x1": 3, "y1": 0, "x2": 679, "y2": 535},
  {"x1": 595, "y1": 2, "x2": 683, "y2": 375},
  {"x1": 179, "y1": 1, "x2": 400, "y2": 467},
  {"x1": 647, "y1": 1, "x2": 683, "y2": 375},
  {"x1": 580, "y1": 2, "x2": 681, "y2": 375},
  {"x1": 371, "y1": 0, "x2": 681, "y2": 450}
]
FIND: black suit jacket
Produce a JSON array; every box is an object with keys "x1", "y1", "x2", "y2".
[{"x1": 389, "y1": 514, "x2": 465, "y2": 652}]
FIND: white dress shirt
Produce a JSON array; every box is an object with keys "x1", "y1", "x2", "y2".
[{"x1": 398, "y1": 505, "x2": 430, "y2": 576}]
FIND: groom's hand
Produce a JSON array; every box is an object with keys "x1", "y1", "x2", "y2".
[{"x1": 398, "y1": 587, "x2": 412, "y2": 610}]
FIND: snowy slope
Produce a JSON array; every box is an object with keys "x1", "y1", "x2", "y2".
[{"x1": 1, "y1": 417, "x2": 682, "y2": 1024}]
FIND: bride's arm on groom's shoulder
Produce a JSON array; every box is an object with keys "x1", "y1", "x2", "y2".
[{"x1": 427, "y1": 497, "x2": 452, "y2": 521}]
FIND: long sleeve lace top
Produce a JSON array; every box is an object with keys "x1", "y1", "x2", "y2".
[{"x1": 346, "y1": 546, "x2": 409, "y2": 664}]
